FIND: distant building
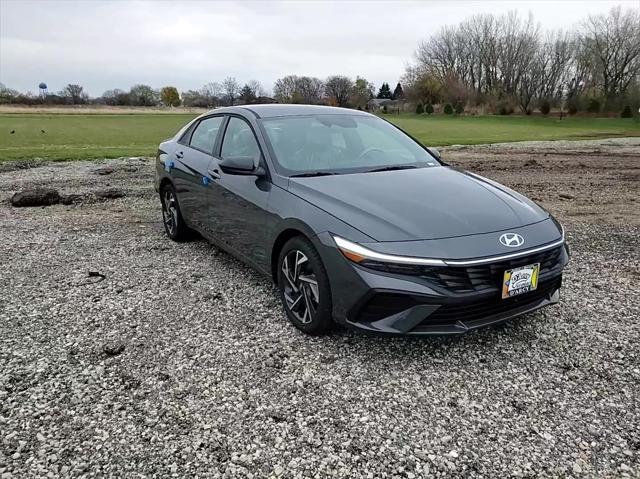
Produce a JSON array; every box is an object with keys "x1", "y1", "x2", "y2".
[{"x1": 367, "y1": 98, "x2": 401, "y2": 111}]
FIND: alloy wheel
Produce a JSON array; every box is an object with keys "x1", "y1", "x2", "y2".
[
  {"x1": 162, "y1": 190, "x2": 178, "y2": 236},
  {"x1": 281, "y1": 250, "x2": 320, "y2": 324}
]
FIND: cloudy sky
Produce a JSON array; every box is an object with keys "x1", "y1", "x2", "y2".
[{"x1": 0, "y1": 0, "x2": 635, "y2": 96}]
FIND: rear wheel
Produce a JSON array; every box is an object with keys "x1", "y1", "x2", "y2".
[
  {"x1": 277, "y1": 237, "x2": 333, "y2": 335},
  {"x1": 160, "y1": 184, "x2": 192, "y2": 241}
]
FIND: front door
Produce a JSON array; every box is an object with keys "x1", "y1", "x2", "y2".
[{"x1": 210, "y1": 116, "x2": 271, "y2": 271}]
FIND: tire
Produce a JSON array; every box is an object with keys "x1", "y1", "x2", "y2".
[
  {"x1": 160, "y1": 183, "x2": 193, "y2": 242},
  {"x1": 277, "y1": 236, "x2": 333, "y2": 335}
]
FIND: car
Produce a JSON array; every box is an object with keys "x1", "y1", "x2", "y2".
[{"x1": 155, "y1": 104, "x2": 569, "y2": 335}]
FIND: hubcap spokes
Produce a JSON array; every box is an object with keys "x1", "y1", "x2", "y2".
[
  {"x1": 281, "y1": 250, "x2": 319, "y2": 324},
  {"x1": 162, "y1": 191, "x2": 178, "y2": 235}
]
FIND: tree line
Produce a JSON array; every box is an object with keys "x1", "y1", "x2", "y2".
[
  {"x1": 0, "y1": 74, "x2": 402, "y2": 110},
  {"x1": 402, "y1": 6, "x2": 640, "y2": 115},
  {"x1": 0, "y1": 77, "x2": 268, "y2": 108}
]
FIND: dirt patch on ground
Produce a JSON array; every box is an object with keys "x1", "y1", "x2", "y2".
[{"x1": 443, "y1": 137, "x2": 640, "y2": 227}]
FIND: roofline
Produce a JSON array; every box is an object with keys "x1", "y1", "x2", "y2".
[{"x1": 206, "y1": 104, "x2": 375, "y2": 120}]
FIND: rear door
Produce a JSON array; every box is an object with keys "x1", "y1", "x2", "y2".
[{"x1": 173, "y1": 116, "x2": 224, "y2": 231}]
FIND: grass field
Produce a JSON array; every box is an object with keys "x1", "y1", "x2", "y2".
[
  {"x1": 0, "y1": 112, "x2": 638, "y2": 161},
  {"x1": 390, "y1": 114, "x2": 640, "y2": 146}
]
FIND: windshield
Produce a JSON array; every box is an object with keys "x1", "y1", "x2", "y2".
[{"x1": 261, "y1": 114, "x2": 440, "y2": 175}]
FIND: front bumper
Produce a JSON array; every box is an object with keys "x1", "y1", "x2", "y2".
[
  {"x1": 314, "y1": 232, "x2": 569, "y2": 336},
  {"x1": 346, "y1": 276, "x2": 562, "y2": 335}
]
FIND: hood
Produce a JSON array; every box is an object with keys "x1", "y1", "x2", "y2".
[{"x1": 288, "y1": 166, "x2": 548, "y2": 242}]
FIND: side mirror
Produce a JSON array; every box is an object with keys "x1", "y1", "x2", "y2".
[
  {"x1": 429, "y1": 147, "x2": 441, "y2": 160},
  {"x1": 219, "y1": 156, "x2": 264, "y2": 176}
]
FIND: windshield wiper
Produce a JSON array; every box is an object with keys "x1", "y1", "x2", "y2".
[
  {"x1": 289, "y1": 171, "x2": 337, "y2": 178},
  {"x1": 365, "y1": 165, "x2": 418, "y2": 173}
]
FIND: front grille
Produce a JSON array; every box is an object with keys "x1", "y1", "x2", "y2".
[
  {"x1": 415, "y1": 278, "x2": 561, "y2": 329},
  {"x1": 365, "y1": 245, "x2": 564, "y2": 293}
]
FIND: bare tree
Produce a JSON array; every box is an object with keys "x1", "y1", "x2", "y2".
[
  {"x1": 247, "y1": 79, "x2": 267, "y2": 98},
  {"x1": 296, "y1": 77, "x2": 324, "y2": 104},
  {"x1": 273, "y1": 75, "x2": 299, "y2": 103},
  {"x1": 101, "y1": 89, "x2": 129, "y2": 106},
  {"x1": 222, "y1": 77, "x2": 240, "y2": 106},
  {"x1": 182, "y1": 90, "x2": 209, "y2": 108},
  {"x1": 324, "y1": 75, "x2": 353, "y2": 107},
  {"x1": 129, "y1": 84, "x2": 159, "y2": 106},
  {"x1": 0, "y1": 83, "x2": 20, "y2": 104},
  {"x1": 408, "y1": 9, "x2": 640, "y2": 112},
  {"x1": 581, "y1": 7, "x2": 640, "y2": 102},
  {"x1": 61, "y1": 84, "x2": 88, "y2": 104},
  {"x1": 273, "y1": 75, "x2": 324, "y2": 104},
  {"x1": 201, "y1": 82, "x2": 222, "y2": 107},
  {"x1": 514, "y1": 31, "x2": 574, "y2": 112}
]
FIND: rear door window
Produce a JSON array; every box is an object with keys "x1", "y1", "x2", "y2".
[{"x1": 189, "y1": 116, "x2": 224, "y2": 154}]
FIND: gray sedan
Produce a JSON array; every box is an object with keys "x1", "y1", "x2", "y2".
[{"x1": 155, "y1": 104, "x2": 568, "y2": 335}]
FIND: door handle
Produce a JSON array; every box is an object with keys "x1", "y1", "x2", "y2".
[
  {"x1": 207, "y1": 168, "x2": 221, "y2": 180},
  {"x1": 175, "y1": 151, "x2": 184, "y2": 159}
]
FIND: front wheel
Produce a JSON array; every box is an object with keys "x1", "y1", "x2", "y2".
[{"x1": 277, "y1": 237, "x2": 333, "y2": 335}]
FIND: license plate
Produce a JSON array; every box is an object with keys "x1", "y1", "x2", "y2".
[{"x1": 502, "y1": 263, "x2": 540, "y2": 299}]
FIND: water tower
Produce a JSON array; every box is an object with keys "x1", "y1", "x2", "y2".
[{"x1": 38, "y1": 82, "x2": 48, "y2": 100}]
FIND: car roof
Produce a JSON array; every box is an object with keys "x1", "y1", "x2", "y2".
[{"x1": 207, "y1": 104, "x2": 373, "y2": 119}]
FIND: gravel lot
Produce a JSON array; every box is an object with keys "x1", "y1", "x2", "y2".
[{"x1": 1, "y1": 139, "x2": 639, "y2": 478}]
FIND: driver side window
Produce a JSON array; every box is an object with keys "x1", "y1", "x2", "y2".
[{"x1": 221, "y1": 118, "x2": 260, "y2": 160}]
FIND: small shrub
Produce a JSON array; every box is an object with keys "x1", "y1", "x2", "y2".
[
  {"x1": 567, "y1": 101, "x2": 578, "y2": 115},
  {"x1": 443, "y1": 103, "x2": 454, "y2": 115},
  {"x1": 454, "y1": 101, "x2": 464, "y2": 114},
  {"x1": 539, "y1": 99, "x2": 551, "y2": 115},
  {"x1": 495, "y1": 100, "x2": 514, "y2": 115},
  {"x1": 415, "y1": 103, "x2": 424, "y2": 114},
  {"x1": 586, "y1": 98, "x2": 601, "y2": 113},
  {"x1": 425, "y1": 103, "x2": 434, "y2": 115},
  {"x1": 500, "y1": 106, "x2": 513, "y2": 115},
  {"x1": 382, "y1": 105, "x2": 388, "y2": 114},
  {"x1": 621, "y1": 105, "x2": 633, "y2": 118}
]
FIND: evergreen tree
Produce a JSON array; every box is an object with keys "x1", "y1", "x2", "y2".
[
  {"x1": 377, "y1": 82, "x2": 392, "y2": 99},
  {"x1": 392, "y1": 82, "x2": 404, "y2": 100},
  {"x1": 239, "y1": 84, "x2": 257, "y2": 104}
]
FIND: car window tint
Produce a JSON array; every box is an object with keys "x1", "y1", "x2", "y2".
[
  {"x1": 262, "y1": 115, "x2": 437, "y2": 173},
  {"x1": 190, "y1": 116, "x2": 223, "y2": 153},
  {"x1": 221, "y1": 117, "x2": 260, "y2": 160}
]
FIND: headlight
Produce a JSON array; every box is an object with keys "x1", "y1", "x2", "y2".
[{"x1": 333, "y1": 236, "x2": 446, "y2": 267}]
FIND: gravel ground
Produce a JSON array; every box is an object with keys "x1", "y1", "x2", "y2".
[{"x1": 1, "y1": 140, "x2": 639, "y2": 478}]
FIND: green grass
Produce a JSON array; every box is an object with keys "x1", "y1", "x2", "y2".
[
  {"x1": 0, "y1": 113, "x2": 197, "y2": 161},
  {"x1": 0, "y1": 112, "x2": 638, "y2": 161},
  {"x1": 387, "y1": 114, "x2": 640, "y2": 146}
]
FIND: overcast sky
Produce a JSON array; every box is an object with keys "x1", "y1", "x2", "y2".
[{"x1": 0, "y1": 0, "x2": 636, "y2": 96}]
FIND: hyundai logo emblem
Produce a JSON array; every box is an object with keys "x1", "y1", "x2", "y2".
[{"x1": 499, "y1": 233, "x2": 525, "y2": 248}]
